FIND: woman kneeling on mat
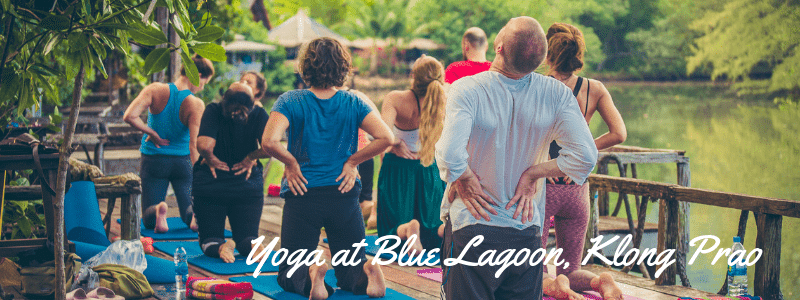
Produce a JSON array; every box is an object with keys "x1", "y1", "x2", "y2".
[
  {"x1": 262, "y1": 37, "x2": 392, "y2": 300},
  {"x1": 542, "y1": 23, "x2": 627, "y2": 300},
  {"x1": 193, "y1": 82, "x2": 271, "y2": 263},
  {"x1": 376, "y1": 55, "x2": 448, "y2": 255}
]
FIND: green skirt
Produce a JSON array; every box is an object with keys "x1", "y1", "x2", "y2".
[{"x1": 377, "y1": 153, "x2": 446, "y2": 250}]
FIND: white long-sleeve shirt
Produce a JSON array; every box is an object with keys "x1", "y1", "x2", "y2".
[{"x1": 435, "y1": 71, "x2": 598, "y2": 232}]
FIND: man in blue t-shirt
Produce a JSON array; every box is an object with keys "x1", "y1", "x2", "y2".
[{"x1": 261, "y1": 37, "x2": 394, "y2": 299}]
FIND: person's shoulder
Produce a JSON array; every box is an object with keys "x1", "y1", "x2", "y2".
[
  {"x1": 452, "y1": 71, "x2": 493, "y2": 89},
  {"x1": 183, "y1": 94, "x2": 206, "y2": 109},
  {"x1": 204, "y1": 102, "x2": 222, "y2": 111},
  {"x1": 275, "y1": 89, "x2": 306, "y2": 105}
]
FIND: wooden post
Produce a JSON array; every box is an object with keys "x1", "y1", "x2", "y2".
[
  {"x1": 754, "y1": 214, "x2": 783, "y2": 300},
  {"x1": 597, "y1": 160, "x2": 609, "y2": 216},
  {"x1": 656, "y1": 197, "x2": 679, "y2": 286},
  {"x1": 119, "y1": 193, "x2": 141, "y2": 240},
  {"x1": 676, "y1": 161, "x2": 691, "y2": 287},
  {"x1": 585, "y1": 187, "x2": 602, "y2": 265}
]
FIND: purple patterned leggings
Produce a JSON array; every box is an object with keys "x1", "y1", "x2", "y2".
[{"x1": 541, "y1": 182, "x2": 598, "y2": 292}]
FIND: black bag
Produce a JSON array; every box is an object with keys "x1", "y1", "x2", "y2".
[{"x1": 0, "y1": 133, "x2": 59, "y2": 194}]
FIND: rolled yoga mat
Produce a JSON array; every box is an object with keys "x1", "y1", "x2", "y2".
[
  {"x1": 323, "y1": 235, "x2": 440, "y2": 267},
  {"x1": 229, "y1": 269, "x2": 415, "y2": 300},
  {"x1": 153, "y1": 241, "x2": 280, "y2": 275},
  {"x1": 116, "y1": 217, "x2": 232, "y2": 240}
]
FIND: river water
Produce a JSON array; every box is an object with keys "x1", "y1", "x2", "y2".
[{"x1": 596, "y1": 82, "x2": 799, "y2": 296}]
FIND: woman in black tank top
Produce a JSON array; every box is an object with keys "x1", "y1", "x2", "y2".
[{"x1": 540, "y1": 23, "x2": 628, "y2": 300}]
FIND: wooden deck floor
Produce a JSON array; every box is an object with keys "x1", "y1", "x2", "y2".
[{"x1": 2, "y1": 196, "x2": 717, "y2": 300}]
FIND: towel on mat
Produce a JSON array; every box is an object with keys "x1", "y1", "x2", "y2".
[
  {"x1": 185, "y1": 277, "x2": 253, "y2": 300},
  {"x1": 187, "y1": 288, "x2": 253, "y2": 300},
  {"x1": 187, "y1": 277, "x2": 253, "y2": 294},
  {"x1": 678, "y1": 296, "x2": 760, "y2": 300}
]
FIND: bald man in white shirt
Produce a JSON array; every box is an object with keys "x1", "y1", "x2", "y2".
[{"x1": 436, "y1": 17, "x2": 598, "y2": 300}]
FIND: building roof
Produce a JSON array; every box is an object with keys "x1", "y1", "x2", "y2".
[
  {"x1": 223, "y1": 35, "x2": 277, "y2": 52},
  {"x1": 350, "y1": 38, "x2": 445, "y2": 50},
  {"x1": 268, "y1": 10, "x2": 351, "y2": 48}
]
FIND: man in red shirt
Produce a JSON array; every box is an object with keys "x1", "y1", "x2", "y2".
[{"x1": 444, "y1": 27, "x2": 492, "y2": 84}]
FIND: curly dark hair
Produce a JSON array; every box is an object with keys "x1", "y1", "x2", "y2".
[{"x1": 297, "y1": 37, "x2": 351, "y2": 89}]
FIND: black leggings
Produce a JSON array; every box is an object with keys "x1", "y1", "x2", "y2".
[
  {"x1": 357, "y1": 158, "x2": 374, "y2": 202},
  {"x1": 194, "y1": 196, "x2": 264, "y2": 257},
  {"x1": 278, "y1": 185, "x2": 368, "y2": 297},
  {"x1": 141, "y1": 154, "x2": 194, "y2": 228}
]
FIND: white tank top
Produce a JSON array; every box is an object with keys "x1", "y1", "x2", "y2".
[{"x1": 393, "y1": 126, "x2": 420, "y2": 153}]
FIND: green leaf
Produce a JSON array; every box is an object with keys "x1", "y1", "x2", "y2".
[
  {"x1": 90, "y1": 36, "x2": 107, "y2": 59},
  {"x1": 31, "y1": 64, "x2": 60, "y2": 77},
  {"x1": 81, "y1": 0, "x2": 91, "y2": 17},
  {"x1": 190, "y1": 43, "x2": 226, "y2": 62},
  {"x1": 68, "y1": 32, "x2": 89, "y2": 53},
  {"x1": 180, "y1": 39, "x2": 190, "y2": 57},
  {"x1": 17, "y1": 217, "x2": 32, "y2": 238},
  {"x1": 42, "y1": 33, "x2": 61, "y2": 56},
  {"x1": 181, "y1": 50, "x2": 199, "y2": 86},
  {"x1": 90, "y1": 48, "x2": 108, "y2": 78},
  {"x1": 194, "y1": 25, "x2": 224, "y2": 42},
  {"x1": 128, "y1": 25, "x2": 168, "y2": 46},
  {"x1": 39, "y1": 15, "x2": 71, "y2": 31},
  {"x1": 143, "y1": 48, "x2": 170, "y2": 74}
]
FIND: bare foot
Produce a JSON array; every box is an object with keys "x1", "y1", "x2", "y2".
[
  {"x1": 218, "y1": 240, "x2": 236, "y2": 263},
  {"x1": 360, "y1": 201, "x2": 373, "y2": 221},
  {"x1": 189, "y1": 214, "x2": 199, "y2": 232},
  {"x1": 363, "y1": 259, "x2": 385, "y2": 298},
  {"x1": 366, "y1": 202, "x2": 378, "y2": 230},
  {"x1": 437, "y1": 224, "x2": 445, "y2": 238},
  {"x1": 398, "y1": 219, "x2": 424, "y2": 256},
  {"x1": 154, "y1": 202, "x2": 169, "y2": 233},
  {"x1": 309, "y1": 263, "x2": 329, "y2": 300},
  {"x1": 544, "y1": 275, "x2": 585, "y2": 300},
  {"x1": 591, "y1": 272, "x2": 623, "y2": 300}
]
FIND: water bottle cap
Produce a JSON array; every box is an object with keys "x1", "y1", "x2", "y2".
[{"x1": 733, "y1": 236, "x2": 741, "y2": 243}]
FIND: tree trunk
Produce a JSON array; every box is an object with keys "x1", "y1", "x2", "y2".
[{"x1": 54, "y1": 61, "x2": 86, "y2": 300}]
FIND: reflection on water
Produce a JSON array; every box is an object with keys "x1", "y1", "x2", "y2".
[{"x1": 595, "y1": 82, "x2": 800, "y2": 296}]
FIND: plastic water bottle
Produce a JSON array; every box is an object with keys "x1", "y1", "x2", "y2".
[
  {"x1": 726, "y1": 236, "x2": 748, "y2": 296},
  {"x1": 174, "y1": 247, "x2": 188, "y2": 299}
]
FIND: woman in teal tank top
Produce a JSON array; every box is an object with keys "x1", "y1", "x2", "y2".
[{"x1": 123, "y1": 55, "x2": 214, "y2": 233}]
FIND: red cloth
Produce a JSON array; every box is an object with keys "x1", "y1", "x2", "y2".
[
  {"x1": 444, "y1": 60, "x2": 492, "y2": 84},
  {"x1": 267, "y1": 184, "x2": 280, "y2": 197},
  {"x1": 186, "y1": 288, "x2": 253, "y2": 300},
  {"x1": 186, "y1": 277, "x2": 253, "y2": 295}
]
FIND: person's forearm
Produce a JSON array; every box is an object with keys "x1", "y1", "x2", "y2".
[
  {"x1": 523, "y1": 160, "x2": 566, "y2": 181},
  {"x1": 198, "y1": 147, "x2": 218, "y2": 162},
  {"x1": 245, "y1": 148, "x2": 271, "y2": 161},
  {"x1": 455, "y1": 166, "x2": 478, "y2": 182},
  {"x1": 347, "y1": 136, "x2": 392, "y2": 166},
  {"x1": 124, "y1": 117, "x2": 159, "y2": 138},
  {"x1": 190, "y1": 148, "x2": 200, "y2": 164},
  {"x1": 263, "y1": 140, "x2": 300, "y2": 167},
  {"x1": 594, "y1": 131, "x2": 626, "y2": 151}
]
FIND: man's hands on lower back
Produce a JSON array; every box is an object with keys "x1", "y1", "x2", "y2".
[{"x1": 448, "y1": 168, "x2": 498, "y2": 221}]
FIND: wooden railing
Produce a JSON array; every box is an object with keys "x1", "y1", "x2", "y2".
[{"x1": 587, "y1": 174, "x2": 795, "y2": 300}]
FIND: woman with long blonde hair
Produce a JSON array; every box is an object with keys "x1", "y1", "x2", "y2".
[{"x1": 376, "y1": 55, "x2": 448, "y2": 254}]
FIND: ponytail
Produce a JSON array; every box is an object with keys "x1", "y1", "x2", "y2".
[{"x1": 419, "y1": 79, "x2": 446, "y2": 167}]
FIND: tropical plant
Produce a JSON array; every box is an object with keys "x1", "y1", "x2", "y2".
[
  {"x1": 687, "y1": 0, "x2": 800, "y2": 100},
  {"x1": 1, "y1": 0, "x2": 226, "y2": 297}
]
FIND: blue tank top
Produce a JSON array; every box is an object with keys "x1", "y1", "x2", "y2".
[{"x1": 139, "y1": 83, "x2": 192, "y2": 156}]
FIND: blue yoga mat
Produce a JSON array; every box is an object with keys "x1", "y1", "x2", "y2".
[
  {"x1": 116, "y1": 217, "x2": 232, "y2": 240},
  {"x1": 73, "y1": 241, "x2": 175, "y2": 284},
  {"x1": 229, "y1": 269, "x2": 415, "y2": 300},
  {"x1": 153, "y1": 241, "x2": 279, "y2": 275},
  {"x1": 323, "y1": 236, "x2": 440, "y2": 266}
]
